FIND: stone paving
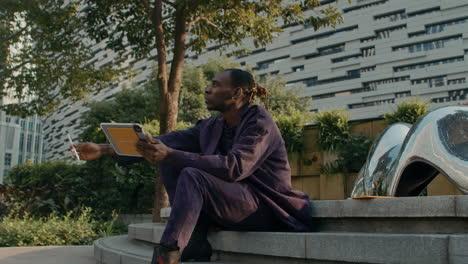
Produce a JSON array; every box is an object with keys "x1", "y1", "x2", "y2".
[{"x1": 0, "y1": 246, "x2": 94, "y2": 264}]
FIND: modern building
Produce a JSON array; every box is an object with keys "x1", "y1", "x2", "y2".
[
  {"x1": 43, "y1": 0, "x2": 468, "y2": 160},
  {"x1": 0, "y1": 110, "x2": 45, "y2": 183}
]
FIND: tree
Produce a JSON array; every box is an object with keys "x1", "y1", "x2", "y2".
[
  {"x1": 254, "y1": 74, "x2": 313, "y2": 153},
  {"x1": 2, "y1": 0, "x2": 346, "y2": 221},
  {"x1": 383, "y1": 97, "x2": 430, "y2": 125},
  {"x1": 0, "y1": 1, "x2": 118, "y2": 116}
]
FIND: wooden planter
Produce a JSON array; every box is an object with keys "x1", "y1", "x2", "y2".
[{"x1": 319, "y1": 173, "x2": 358, "y2": 200}]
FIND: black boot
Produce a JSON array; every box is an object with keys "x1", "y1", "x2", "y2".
[
  {"x1": 151, "y1": 245, "x2": 181, "y2": 264},
  {"x1": 181, "y1": 215, "x2": 213, "y2": 262},
  {"x1": 181, "y1": 233, "x2": 212, "y2": 262}
]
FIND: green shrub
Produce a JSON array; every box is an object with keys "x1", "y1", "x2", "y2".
[
  {"x1": 4, "y1": 159, "x2": 155, "y2": 220},
  {"x1": 336, "y1": 135, "x2": 373, "y2": 173},
  {"x1": 0, "y1": 207, "x2": 108, "y2": 247},
  {"x1": 313, "y1": 109, "x2": 350, "y2": 152},
  {"x1": 384, "y1": 98, "x2": 430, "y2": 125},
  {"x1": 313, "y1": 109, "x2": 373, "y2": 174},
  {"x1": 273, "y1": 107, "x2": 312, "y2": 153}
]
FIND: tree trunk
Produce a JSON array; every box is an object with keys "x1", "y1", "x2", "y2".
[
  {"x1": 151, "y1": 1, "x2": 188, "y2": 223},
  {"x1": 152, "y1": 0, "x2": 169, "y2": 223}
]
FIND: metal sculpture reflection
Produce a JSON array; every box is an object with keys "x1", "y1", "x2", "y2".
[{"x1": 351, "y1": 106, "x2": 468, "y2": 197}]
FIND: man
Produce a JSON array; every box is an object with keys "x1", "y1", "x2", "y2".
[{"x1": 72, "y1": 69, "x2": 313, "y2": 264}]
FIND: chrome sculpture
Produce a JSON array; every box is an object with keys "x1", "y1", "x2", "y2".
[{"x1": 351, "y1": 106, "x2": 468, "y2": 197}]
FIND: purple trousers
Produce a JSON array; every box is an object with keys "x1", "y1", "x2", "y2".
[{"x1": 159, "y1": 162, "x2": 283, "y2": 251}]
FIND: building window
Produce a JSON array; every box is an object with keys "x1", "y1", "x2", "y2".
[
  {"x1": 20, "y1": 120, "x2": 25, "y2": 130},
  {"x1": 376, "y1": 24, "x2": 407, "y2": 39},
  {"x1": 320, "y1": 44, "x2": 345, "y2": 56},
  {"x1": 4, "y1": 153, "x2": 12, "y2": 167},
  {"x1": 411, "y1": 76, "x2": 447, "y2": 88},
  {"x1": 361, "y1": 46, "x2": 375, "y2": 57},
  {"x1": 394, "y1": 56, "x2": 464, "y2": 72},
  {"x1": 312, "y1": 93, "x2": 335, "y2": 100},
  {"x1": 5, "y1": 116, "x2": 11, "y2": 123},
  {"x1": 432, "y1": 89, "x2": 468, "y2": 103},
  {"x1": 19, "y1": 133, "x2": 24, "y2": 151},
  {"x1": 447, "y1": 78, "x2": 466, "y2": 85},
  {"x1": 34, "y1": 135, "x2": 40, "y2": 153},
  {"x1": 424, "y1": 17, "x2": 467, "y2": 35},
  {"x1": 64, "y1": 109, "x2": 79, "y2": 118},
  {"x1": 374, "y1": 10, "x2": 407, "y2": 22},
  {"x1": 343, "y1": 0, "x2": 388, "y2": 13},
  {"x1": 348, "y1": 70, "x2": 361, "y2": 78},
  {"x1": 304, "y1": 70, "x2": 361, "y2": 87},
  {"x1": 256, "y1": 56, "x2": 289, "y2": 70},
  {"x1": 312, "y1": 86, "x2": 373, "y2": 100},
  {"x1": 395, "y1": 91, "x2": 411, "y2": 98},
  {"x1": 18, "y1": 154, "x2": 23, "y2": 164},
  {"x1": 292, "y1": 65, "x2": 304, "y2": 72},
  {"x1": 306, "y1": 77, "x2": 318, "y2": 87},
  {"x1": 28, "y1": 121, "x2": 33, "y2": 130},
  {"x1": 407, "y1": 7, "x2": 440, "y2": 18},
  {"x1": 361, "y1": 36, "x2": 377, "y2": 43},
  {"x1": 364, "y1": 76, "x2": 410, "y2": 90},
  {"x1": 26, "y1": 134, "x2": 32, "y2": 152},
  {"x1": 291, "y1": 25, "x2": 358, "y2": 43},
  {"x1": 393, "y1": 35, "x2": 462, "y2": 53},
  {"x1": 360, "y1": 66, "x2": 376, "y2": 73},
  {"x1": 349, "y1": 98, "x2": 395, "y2": 109},
  {"x1": 332, "y1": 54, "x2": 361, "y2": 63}
]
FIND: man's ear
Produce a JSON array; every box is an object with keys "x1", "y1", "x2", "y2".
[{"x1": 234, "y1": 87, "x2": 243, "y2": 99}]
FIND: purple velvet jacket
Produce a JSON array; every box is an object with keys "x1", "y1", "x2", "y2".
[{"x1": 120, "y1": 103, "x2": 313, "y2": 231}]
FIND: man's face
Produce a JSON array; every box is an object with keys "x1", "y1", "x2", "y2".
[{"x1": 205, "y1": 71, "x2": 237, "y2": 112}]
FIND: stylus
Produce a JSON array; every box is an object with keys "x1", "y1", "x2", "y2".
[{"x1": 68, "y1": 134, "x2": 80, "y2": 161}]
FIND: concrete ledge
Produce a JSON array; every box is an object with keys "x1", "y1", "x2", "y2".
[
  {"x1": 449, "y1": 235, "x2": 468, "y2": 264},
  {"x1": 161, "y1": 196, "x2": 468, "y2": 234},
  {"x1": 129, "y1": 223, "x2": 468, "y2": 264},
  {"x1": 209, "y1": 231, "x2": 306, "y2": 259},
  {"x1": 162, "y1": 196, "x2": 468, "y2": 219},
  {"x1": 94, "y1": 235, "x2": 220, "y2": 264},
  {"x1": 160, "y1": 207, "x2": 171, "y2": 218},
  {"x1": 311, "y1": 195, "x2": 467, "y2": 218},
  {"x1": 456, "y1": 195, "x2": 468, "y2": 217},
  {"x1": 316, "y1": 218, "x2": 468, "y2": 234},
  {"x1": 306, "y1": 233, "x2": 449, "y2": 264},
  {"x1": 94, "y1": 235, "x2": 153, "y2": 264}
]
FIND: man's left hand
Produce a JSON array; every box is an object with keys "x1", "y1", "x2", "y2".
[{"x1": 136, "y1": 135, "x2": 173, "y2": 164}]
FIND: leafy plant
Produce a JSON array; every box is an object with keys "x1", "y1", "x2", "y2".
[
  {"x1": 0, "y1": 207, "x2": 125, "y2": 247},
  {"x1": 314, "y1": 109, "x2": 374, "y2": 174},
  {"x1": 3, "y1": 159, "x2": 155, "y2": 220},
  {"x1": 320, "y1": 161, "x2": 343, "y2": 175},
  {"x1": 336, "y1": 135, "x2": 373, "y2": 173},
  {"x1": 273, "y1": 107, "x2": 311, "y2": 153},
  {"x1": 313, "y1": 109, "x2": 350, "y2": 152},
  {"x1": 384, "y1": 98, "x2": 430, "y2": 125},
  {"x1": 0, "y1": 207, "x2": 98, "y2": 247}
]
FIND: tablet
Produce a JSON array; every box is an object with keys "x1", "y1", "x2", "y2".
[{"x1": 100, "y1": 123, "x2": 147, "y2": 157}]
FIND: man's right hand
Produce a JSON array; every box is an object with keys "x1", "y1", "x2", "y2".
[{"x1": 70, "y1": 142, "x2": 111, "y2": 160}]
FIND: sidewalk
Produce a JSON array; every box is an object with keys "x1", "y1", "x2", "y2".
[{"x1": 0, "y1": 246, "x2": 94, "y2": 264}]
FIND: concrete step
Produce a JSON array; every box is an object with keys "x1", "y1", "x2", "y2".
[
  {"x1": 129, "y1": 223, "x2": 468, "y2": 264},
  {"x1": 96, "y1": 195, "x2": 468, "y2": 263},
  {"x1": 94, "y1": 235, "x2": 229, "y2": 264},
  {"x1": 161, "y1": 195, "x2": 468, "y2": 234}
]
